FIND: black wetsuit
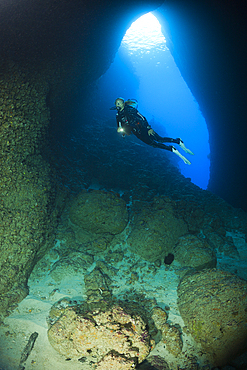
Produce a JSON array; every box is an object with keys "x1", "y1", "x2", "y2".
[{"x1": 116, "y1": 105, "x2": 180, "y2": 151}]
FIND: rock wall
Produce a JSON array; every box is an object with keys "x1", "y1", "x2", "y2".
[
  {"x1": 155, "y1": 0, "x2": 247, "y2": 210},
  {"x1": 0, "y1": 62, "x2": 62, "y2": 318}
]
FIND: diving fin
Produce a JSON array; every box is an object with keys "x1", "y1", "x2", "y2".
[
  {"x1": 178, "y1": 138, "x2": 194, "y2": 155},
  {"x1": 172, "y1": 147, "x2": 191, "y2": 165}
]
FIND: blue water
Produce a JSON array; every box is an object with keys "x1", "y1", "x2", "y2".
[{"x1": 97, "y1": 12, "x2": 210, "y2": 189}]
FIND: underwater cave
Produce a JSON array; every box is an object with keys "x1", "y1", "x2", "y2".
[{"x1": 0, "y1": 0, "x2": 247, "y2": 369}]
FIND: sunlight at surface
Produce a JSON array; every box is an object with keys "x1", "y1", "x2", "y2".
[{"x1": 122, "y1": 13, "x2": 167, "y2": 54}]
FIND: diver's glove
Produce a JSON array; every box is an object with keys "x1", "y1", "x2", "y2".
[
  {"x1": 177, "y1": 138, "x2": 194, "y2": 155},
  {"x1": 172, "y1": 147, "x2": 191, "y2": 165},
  {"x1": 148, "y1": 129, "x2": 155, "y2": 136}
]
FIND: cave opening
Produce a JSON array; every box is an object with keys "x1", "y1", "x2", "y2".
[{"x1": 96, "y1": 12, "x2": 210, "y2": 189}]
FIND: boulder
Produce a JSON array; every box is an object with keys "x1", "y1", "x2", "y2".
[
  {"x1": 47, "y1": 302, "x2": 151, "y2": 368},
  {"x1": 127, "y1": 197, "x2": 187, "y2": 262},
  {"x1": 177, "y1": 268, "x2": 247, "y2": 366},
  {"x1": 173, "y1": 234, "x2": 217, "y2": 274},
  {"x1": 151, "y1": 307, "x2": 182, "y2": 356},
  {"x1": 69, "y1": 190, "x2": 129, "y2": 251},
  {"x1": 49, "y1": 251, "x2": 94, "y2": 282},
  {"x1": 69, "y1": 190, "x2": 128, "y2": 234}
]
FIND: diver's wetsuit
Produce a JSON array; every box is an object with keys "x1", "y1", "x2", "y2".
[{"x1": 116, "y1": 105, "x2": 180, "y2": 151}]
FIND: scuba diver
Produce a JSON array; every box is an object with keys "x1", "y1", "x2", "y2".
[{"x1": 110, "y1": 97, "x2": 194, "y2": 165}]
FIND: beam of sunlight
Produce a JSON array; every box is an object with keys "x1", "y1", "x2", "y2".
[{"x1": 120, "y1": 12, "x2": 210, "y2": 189}]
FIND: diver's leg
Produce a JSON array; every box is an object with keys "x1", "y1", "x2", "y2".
[
  {"x1": 151, "y1": 133, "x2": 175, "y2": 143},
  {"x1": 149, "y1": 141, "x2": 173, "y2": 151},
  {"x1": 150, "y1": 141, "x2": 191, "y2": 165},
  {"x1": 153, "y1": 135, "x2": 194, "y2": 155},
  {"x1": 152, "y1": 134, "x2": 182, "y2": 145}
]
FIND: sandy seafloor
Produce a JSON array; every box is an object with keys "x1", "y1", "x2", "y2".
[{"x1": 0, "y1": 218, "x2": 246, "y2": 370}]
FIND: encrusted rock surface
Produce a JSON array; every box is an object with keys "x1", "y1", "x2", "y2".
[
  {"x1": 69, "y1": 189, "x2": 129, "y2": 252},
  {"x1": 69, "y1": 189, "x2": 128, "y2": 234},
  {"x1": 151, "y1": 307, "x2": 183, "y2": 357},
  {"x1": 47, "y1": 302, "x2": 151, "y2": 367},
  {"x1": 177, "y1": 268, "x2": 247, "y2": 366},
  {"x1": 49, "y1": 251, "x2": 94, "y2": 282},
  {"x1": 151, "y1": 307, "x2": 168, "y2": 331},
  {"x1": 144, "y1": 355, "x2": 169, "y2": 370},
  {"x1": 161, "y1": 324, "x2": 183, "y2": 357},
  {"x1": 205, "y1": 231, "x2": 239, "y2": 258},
  {"x1": 95, "y1": 351, "x2": 137, "y2": 370},
  {"x1": 127, "y1": 196, "x2": 188, "y2": 262},
  {"x1": 172, "y1": 234, "x2": 217, "y2": 276},
  {"x1": 0, "y1": 62, "x2": 60, "y2": 318},
  {"x1": 84, "y1": 267, "x2": 113, "y2": 305}
]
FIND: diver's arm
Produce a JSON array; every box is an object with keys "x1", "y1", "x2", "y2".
[
  {"x1": 116, "y1": 114, "x2": 124, "y2": 131},
  {"x1": 116, "y1": 113, "x2": 131, "y2": 136},
  {"x1": 116, "y1": 114, "x2": 121, "y2": 128},
  {"x1": 117, "y1": 117, "x2": 125, "y2": 136},
  {"x1": 140, "y1": 115, "x2": 154, "y2": 135}
]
